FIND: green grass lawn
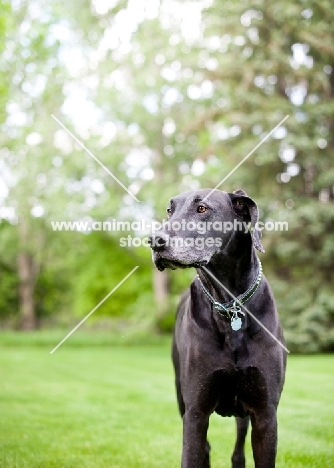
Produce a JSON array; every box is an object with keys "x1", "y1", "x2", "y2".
[{"x1": 0, "y1": 332, "x2": 333, "y2": 467}]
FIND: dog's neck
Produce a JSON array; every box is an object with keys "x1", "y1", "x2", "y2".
[{"x1": 197, "y1": 239, "x2": 259, "y2": 304}]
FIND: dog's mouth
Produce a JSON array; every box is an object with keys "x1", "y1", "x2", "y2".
[{"x1": 155, "y1": 255, "x2": 208, "y2": 272}]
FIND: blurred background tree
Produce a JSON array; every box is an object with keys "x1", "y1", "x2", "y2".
[{"x1": 0, "y1": 0, "x2": 333, "y2": 351}]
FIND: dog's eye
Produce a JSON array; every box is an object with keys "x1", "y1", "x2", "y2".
[{"x1": 197, "y1": 205, "x2": 207, "y2": 213}]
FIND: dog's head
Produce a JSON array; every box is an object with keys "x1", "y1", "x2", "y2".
[{"x1": 148, "y1": 188, "x2": 264, "y2": 271}]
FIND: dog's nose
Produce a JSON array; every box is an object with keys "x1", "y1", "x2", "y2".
[{"x1": 148, "y1": 233, "x2": 168, "y2": 251}]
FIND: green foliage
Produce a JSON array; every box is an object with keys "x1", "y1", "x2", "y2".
[
  {"x1": 176, "y1": 0, "x2": 334, "y2": 351},
  {"x1": 0, "y1": 219, "x2": 76, "y2": 325},
  {"x1": 0, "y1": 222, "x2": 19, "y2": 323},
  {"x1": 0, "y1": 0, "x2": 10, "y2": 124},
  {"x1": 72, "y1": 231, "x2": 153, "y2": 319},
  {"x1": 1, "y1": 0, "x2": 333, "y2": 350},
  {"x1": 155, "y1": 296, "x2": 178, "y2": 334},
  {"x1": 266, "y1": 202, "x2": 334, "y2": 352}
]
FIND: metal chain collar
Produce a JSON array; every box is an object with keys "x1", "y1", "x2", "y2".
[{"x1": 196, "y1": 259, "x2": 263, "y2": 320}]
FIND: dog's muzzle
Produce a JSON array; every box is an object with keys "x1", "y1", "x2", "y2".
[
  {"x1": 148, "y1": 232, "x2": 171, "y2": 271},
  {"x1": 148, "y1": 232, "x2": 169, "y2": 252},
  {"x1": 148, "y1": 232, "x2": 208, "y2": 271}
]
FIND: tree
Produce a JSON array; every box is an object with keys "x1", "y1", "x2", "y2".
[
  {"x1": 1, "y1": 0, "x2": 333, "y2": 349},
  {"x1": 186, "y1": 0, "x2": 334, "y2": 351}
]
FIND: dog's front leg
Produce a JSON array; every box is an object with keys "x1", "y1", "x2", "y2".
[
  {"x1": 182, "y1": 409, "x2": 210, "y2": 468},
  {"x1": 250, "y1": 407, "x2": 278, "y2": 468}
]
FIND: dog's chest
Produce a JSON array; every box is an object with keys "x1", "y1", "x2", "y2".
[{"x1": 214, "y1": 365, "x2": 267, "y2": 418}]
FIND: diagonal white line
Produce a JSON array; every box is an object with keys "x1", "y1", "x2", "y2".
[
  {"x1": 201, "y1": 266, "x2": 290, "y2": 353},
  {"x1": 51, "y1": 114, "x2": 140, "y2": 203},
  {"x1": 50, "y1": 266, "x2": 139, "y2": 354},
  {"x1": 203, "y1": 115, "x2": 289, "y2": 201}
]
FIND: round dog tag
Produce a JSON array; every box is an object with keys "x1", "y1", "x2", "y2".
[{"x1": 231, "y1": 316, "x2": 242, "y2": 331}]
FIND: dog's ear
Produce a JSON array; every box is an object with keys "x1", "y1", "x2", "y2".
[{"x1": 228, "y1": 189, "x2": 265, "y2": 253}]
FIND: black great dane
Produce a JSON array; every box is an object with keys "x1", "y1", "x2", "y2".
[{"x1": 149, "y1": 189, "x2": 287, "y2": 468}]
